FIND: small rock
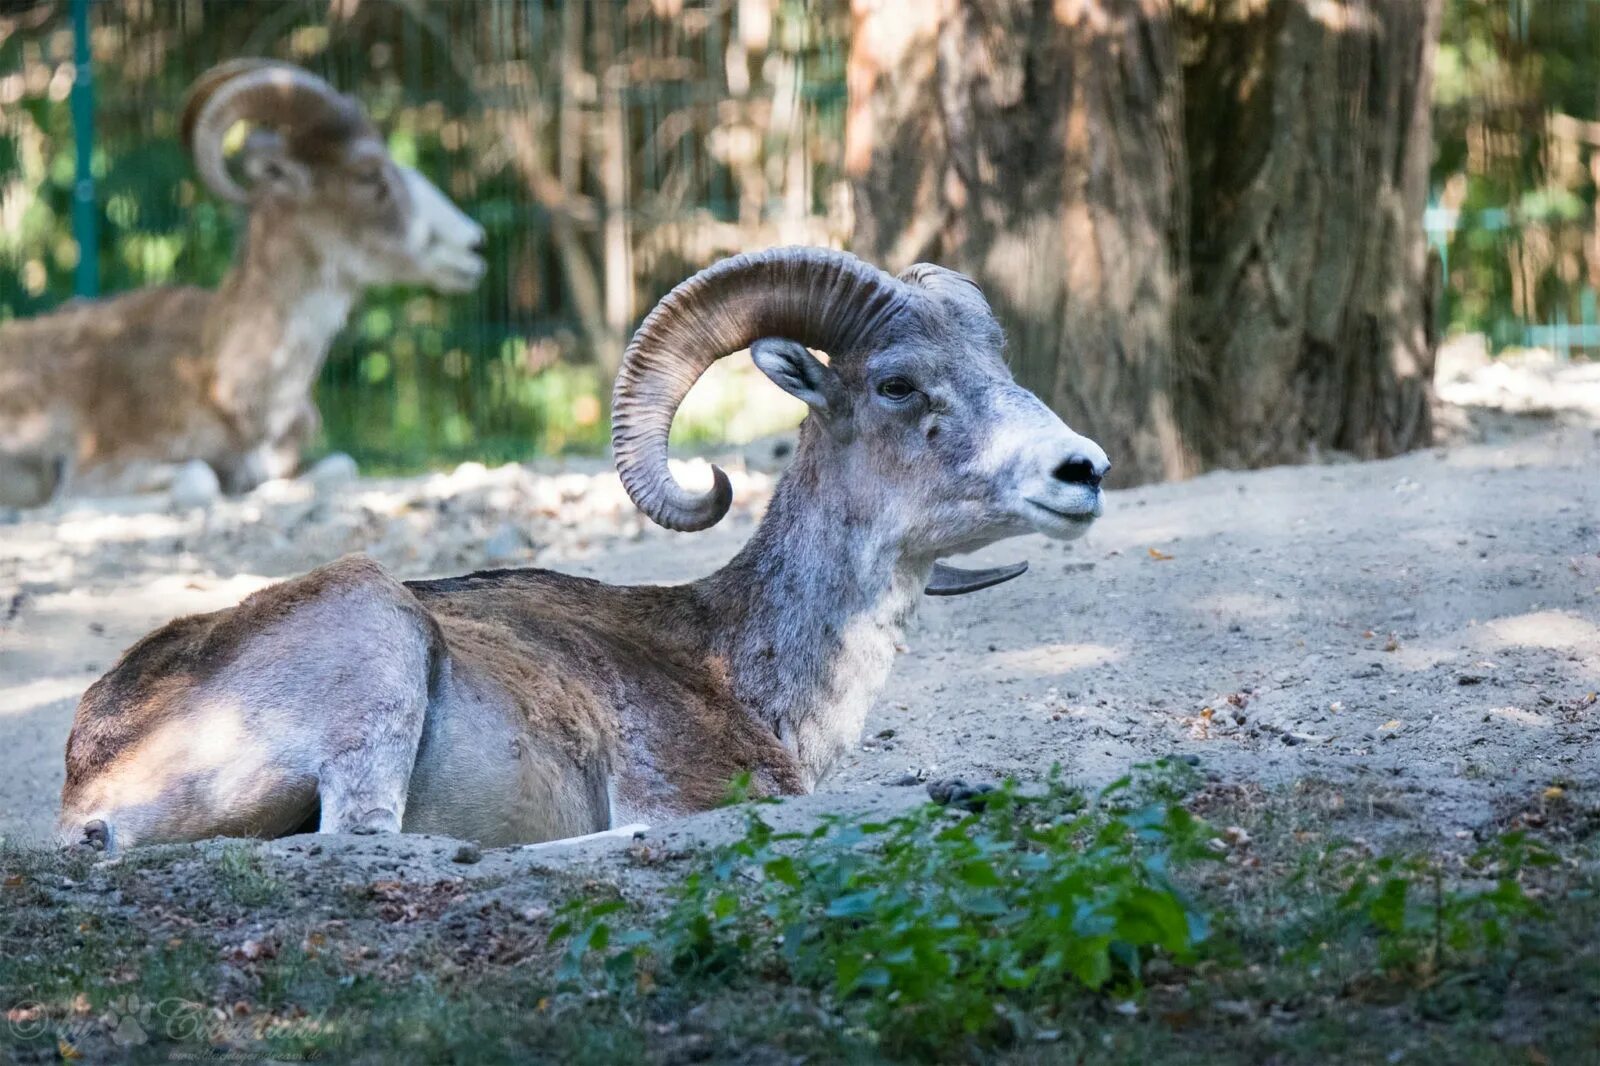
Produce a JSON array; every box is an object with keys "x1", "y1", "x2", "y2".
[
  {"x1": 169, "y1": 460, "x2": 221, "y2": 510},
  {"x1": 927, "y1": 778, "x2": 996, "y2": 811},
  {"x1": 741, "y1": 433, "x2": 798, "y2": 473},
  {"x1": 1457, "y1": 672, "x2": 1489, "y2": 686},
  {"x1": 889, "y1": 773, "x2": 922, "y2": 787},
  {"x1": 452, "y1": 843, "x2": 482, "y2": 865},
  {"x1": 306, "y1": 452, "x2": 359, "y2": 492},
  {"x1": 482, "y1": 522, "x2": 529, "y2": 564},
  {"x1": 1214, "y1": 999, "x2": 1258, "y2": 1021}
]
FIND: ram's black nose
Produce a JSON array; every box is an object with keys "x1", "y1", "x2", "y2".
[{"x1": 1052, "y1": 454, "x2": 1108, "y2": 489}]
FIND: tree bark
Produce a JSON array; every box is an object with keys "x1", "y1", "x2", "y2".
[
  {"x1": 846, "y1": 0, "x2": 1442, "y2": 484},
  {"x1": 847, "y1": 0, "x2": 1192, "y2": 483},
  {"x1": 1179, "y1": 0, "x2": 1443, "y2": 468}
]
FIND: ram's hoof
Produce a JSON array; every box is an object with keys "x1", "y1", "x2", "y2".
[{"x1": 81, "y1": 819, "x2": 110, "y2": 851}]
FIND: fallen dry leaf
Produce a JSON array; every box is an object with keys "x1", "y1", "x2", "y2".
[
  {"x1": 1147, "y1": 547, "x2": 1174, "y2": 561},
  {"x1": 230, "y1": 938, "x2": 277, "y2": 962}
]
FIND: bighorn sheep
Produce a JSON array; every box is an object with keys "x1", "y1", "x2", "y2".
[
  {"x1": 0, "y1": 60, "x2": 485, "y2": 507},
  {"x1": 57, "y1": 247, "x2": 1110, "y2": 852}
]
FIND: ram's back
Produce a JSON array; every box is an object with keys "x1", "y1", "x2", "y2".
[{"x1": 0, "y1": 286, "x2": 216, "y2": 469}]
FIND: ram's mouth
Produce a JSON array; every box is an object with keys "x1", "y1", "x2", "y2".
[
  {"x1": 1025, "y1": 496, "x2": 1100, "y2": 522},
  {"x1": 1021, "y1": 493, "x2": 1102, "y2": 541},
  {"x1": 427, "y1": 252, "x2": 487, "y2": 292}
]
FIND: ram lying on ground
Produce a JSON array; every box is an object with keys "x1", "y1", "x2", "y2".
[
  {"x1": 0, "y1": 60, "x2": 485, "y2": 507},
  {"x1": 56, "y1": 246, "x2": 1110, "y2": 852}
]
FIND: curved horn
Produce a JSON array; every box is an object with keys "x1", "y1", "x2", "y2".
[
  {"x1": 613, "y1": 247, "x2": 920, "y2": 532},
  {"x1": 180, "y1": 60, "x2": 367, "y2": 204},
  {"x1": 898, "y1": 262, "x2": 1002, "y2": 340}
]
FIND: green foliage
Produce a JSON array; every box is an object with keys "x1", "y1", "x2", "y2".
[
  {"x1": 553, "y1": 765, "x2": 1219, "y2": 1056},
  {"x1": 1433, "y1": 0, "x2": 1600, "y2": 347},
  {"x1": 1304, "y1": 830, "x2": 1559, "y2": 980}
]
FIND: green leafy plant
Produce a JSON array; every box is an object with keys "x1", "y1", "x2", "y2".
[
  {"x1": 1326, "y1": 830, "x2": 1559, "y2": 979},
  {"x1": 553, "y1": 764, "x2": 1218, "y2": 1056}
]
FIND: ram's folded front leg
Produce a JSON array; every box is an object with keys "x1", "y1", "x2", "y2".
[{"x1": 317, "y1": 688, "x2": 429, "y2": 835}]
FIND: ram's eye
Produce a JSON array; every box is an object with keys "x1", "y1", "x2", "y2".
[{"x1": 877, "y1": 377, "x2": 915, "y2": 401}]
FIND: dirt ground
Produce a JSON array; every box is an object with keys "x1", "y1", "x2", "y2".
[{"x1": 1, "y1": 349, "x2": 1597, "y2": 853}]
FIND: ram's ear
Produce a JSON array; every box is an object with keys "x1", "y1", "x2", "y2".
[
  {"x1": 924, "y1": 560, "x2": 1029, "y2": 596},
  {"x1": 751, "y1": 338, "x2": 845, "y2": 420},
  {"x1": 240, "y1": 131, "x2": 312, "y2": 201}
]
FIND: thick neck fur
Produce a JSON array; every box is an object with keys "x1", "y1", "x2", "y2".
[
  {"x1": 204, "y1": 209, "x2": 358, "y2": 443},
  {"x1": 698, "y1": 430, "x2": 932, "y2": 788}
]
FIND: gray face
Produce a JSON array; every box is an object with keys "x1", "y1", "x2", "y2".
[{"x1": 751, "y1": 293, "x2": 1110, "y2": 560}]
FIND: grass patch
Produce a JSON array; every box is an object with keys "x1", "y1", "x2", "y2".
[
  {"x1": 213, "y1": 844, "x2": 289, "y2": 908},
  {"x1": 555, "y1": 765, "x2": 1215, "y2": 1057},
  {"x1": 1, "y1": 771, "x2": 1597, "y2": 1063}
]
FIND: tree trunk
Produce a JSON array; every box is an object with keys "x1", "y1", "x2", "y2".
[
  {"x1": 1179, "y1": 0, "x2": 1443, "y2": 468},
  {"x1": 846, "y1": 0, "x2": 1442, "y2": 484},
  {"x1": 847, "y1": 0, "x2": 1192, "y2": 483}
]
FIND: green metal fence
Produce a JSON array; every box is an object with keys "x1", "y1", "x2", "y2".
[
  {"x1": 3, "y1": 0, "x2": 1596, "y2": 476},
  {"x1": 0, "y1": 0, "x2": 850, "y2": 470},
  {"x1": 1430, "y1": 0, "x2": 1600, "y2": 358}
]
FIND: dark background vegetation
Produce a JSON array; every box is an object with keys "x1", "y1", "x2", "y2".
[{"x1": 0, "y1": 0, "x2": 1595, "y2": 474}]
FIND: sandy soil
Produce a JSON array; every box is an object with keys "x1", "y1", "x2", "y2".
[{"x1": 2, "y1": 352, "x2": 1597, "y2": 851}]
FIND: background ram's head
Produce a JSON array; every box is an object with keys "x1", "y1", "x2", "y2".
[{"x1": 180, "y1": 59, "x2": 485, "y2": 294}]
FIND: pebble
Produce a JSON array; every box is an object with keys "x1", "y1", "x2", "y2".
[
  {"x1": 306, "y1": 452, "x2": 359, "y2": 492},
  {"x1": 927, "y1": 778, "x2": 996, "y2": 811},
  {"x1": 452, "y1": 843, "x2": 482, "y2": 865},
  {"x1": 169, "y1": 460, "x2": 221, "y2": 510},
  {"x1": 482, "y1": 522, "x2": 530, "y2": 564}
]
